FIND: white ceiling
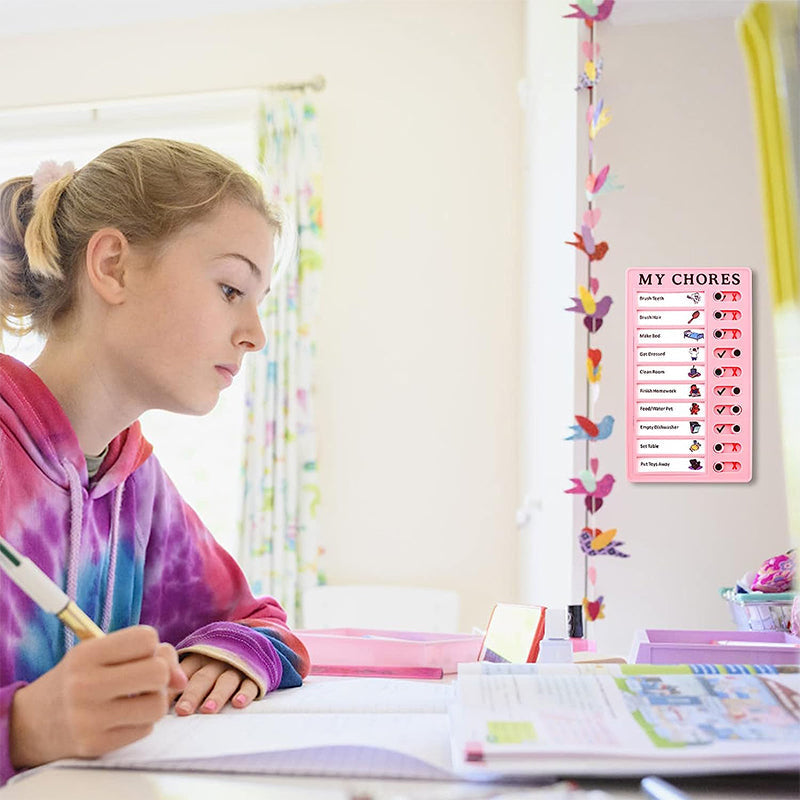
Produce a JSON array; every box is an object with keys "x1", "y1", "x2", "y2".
[{"x1": 0, "y1": 0, "x2": 754, "y2": 37}]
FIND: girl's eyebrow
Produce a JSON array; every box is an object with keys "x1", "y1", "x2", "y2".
[
  {"x1": 216, "y1": 252, "x2": 264, "y2": 282},
  {"x1": 215, "y1": 253, "x2": 271, "y2": 298}
]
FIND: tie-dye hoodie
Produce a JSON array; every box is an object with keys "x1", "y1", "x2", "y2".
[{"x1": 0, "y1": 354, "x2": 310, "y2": 785}]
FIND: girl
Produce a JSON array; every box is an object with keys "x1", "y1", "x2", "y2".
[{"x1": 0, "y1": 138, "x2": 310, "y2": 784}]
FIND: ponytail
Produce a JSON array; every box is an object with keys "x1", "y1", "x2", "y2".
[{"x1": 25, "y1": 171, "x2": 74, "y2": 281}]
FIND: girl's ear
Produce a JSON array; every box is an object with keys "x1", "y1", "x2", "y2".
[{"x1": 84, "y1": 228, "x2": 130, "y2": 305}]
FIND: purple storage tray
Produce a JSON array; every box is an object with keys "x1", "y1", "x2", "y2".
[{"x1": 630, "y1": 628, "x2": 800, "y2": 666}]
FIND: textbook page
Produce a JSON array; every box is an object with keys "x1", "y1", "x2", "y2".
[{"x1": 450, "y1": 667, "x2": 800, "y2": 778}]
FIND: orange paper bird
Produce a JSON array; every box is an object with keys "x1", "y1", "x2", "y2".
[
  {"x1": 583, "y1": 595, "x2": 605, "y2": 621},
  {"x1": 586, "y1": 348, "x2": 602, "y2": 383},
  {"x1": 565, "y1": 231, "x2": 609, "y2": 262}
]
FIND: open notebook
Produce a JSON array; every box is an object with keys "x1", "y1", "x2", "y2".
[
  {"x1": 47, "y1": 678, "x2": 459, "y2": 781},
  {"x1": 35, "y1": 665, "x2": 800, "y2": 783}
]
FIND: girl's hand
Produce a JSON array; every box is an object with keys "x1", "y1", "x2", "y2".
[
  {"x1": 173, "y1": 653, "x2": 259, "y2": 715},
  {"x1": 9, "y1": 625, "x2": 187, "y2": 769}
]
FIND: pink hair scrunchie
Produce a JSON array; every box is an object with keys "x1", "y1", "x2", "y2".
[{"x1": 31, "y1": 159, "x2": 75, "y2": 201}]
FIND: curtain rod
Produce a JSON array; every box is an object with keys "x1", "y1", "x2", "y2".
[
  {"x1": 266, "y1": 75, "x2": 326, "y2": 93},
  {"x1": 0, "y1": 75, "x2": 326, "y2": 117}
]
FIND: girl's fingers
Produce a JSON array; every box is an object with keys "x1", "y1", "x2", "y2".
[
  {"x1": 85, "y1": 626, "x2": 161, "y2": 666},
  {"x1": 198, "y1": 669, "x2": 245, "y2": 714},
  {"x1": 230, "y1": 678, "x2": 259, "y2": 709},
  {"x1": 155, "y1": 642, "x2": 187, "y2": 692},
  {"x1": 172, "y1": 655, "x2": 260, "y2": 715},
  {"x1": 174, "y1": 658, "x2": 233, "y2": 715},
  {"x1": 91, "y1": 658, "x2": 171, "y2": 699}
]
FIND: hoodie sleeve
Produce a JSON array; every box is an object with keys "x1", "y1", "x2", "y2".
[
  {"x1": 0, "y1": 683, "x2": 26, "y2": 786},
  {"x1": 137, "y1": 458, "x2": 310, "y2": 698}
]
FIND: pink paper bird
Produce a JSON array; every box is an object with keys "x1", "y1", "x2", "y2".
[
  {"x1": 564, "y1": 0, "x2": 615, "y2": 22},
  {"x1": 566, "y1": 458, "x2": 615, "y2": 513},
  {"x1": 585, "y1": 164, "x2": 610, "y2": 198}
]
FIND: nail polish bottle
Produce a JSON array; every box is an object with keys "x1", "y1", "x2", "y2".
[{"x1": 536, "y1": 607, "x2": 573, "y2": 663}]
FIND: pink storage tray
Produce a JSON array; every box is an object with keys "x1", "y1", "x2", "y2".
[
  {"x1": 297, "y1": 628, "x2": 483, "y2": 673},
  {"x1": 630, "y1": 628, "x2": 800, "y2": 666}
]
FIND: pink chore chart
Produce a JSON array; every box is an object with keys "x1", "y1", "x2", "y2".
[{"x1": 626, "y1": 268, "x2": 752, "y2": 483}]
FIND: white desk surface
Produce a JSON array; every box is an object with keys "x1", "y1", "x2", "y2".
[{"x1": 2, "y1": 768, "x2": 798, "y2": 799}]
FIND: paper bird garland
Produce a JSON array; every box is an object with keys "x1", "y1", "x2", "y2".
[{"x1": 563, "y1": 0, "x2": 623, "y2": 627}]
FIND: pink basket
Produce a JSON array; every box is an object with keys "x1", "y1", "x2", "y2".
[{"x1": 297, "y1": 628, "x2": 483, "y2": 673}]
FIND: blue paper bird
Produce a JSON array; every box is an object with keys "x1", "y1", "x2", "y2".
[{"x1": 565, "y1": 414, "x2": 615, "y2": 441}]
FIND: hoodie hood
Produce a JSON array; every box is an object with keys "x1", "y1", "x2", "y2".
[{"x1": 0, "y1": 354, "x2": 152, "y2": 499}]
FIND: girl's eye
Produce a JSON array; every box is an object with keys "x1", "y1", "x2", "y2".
[{"x1": 221, "y1": 284, "x2": 243, "y2": 302}]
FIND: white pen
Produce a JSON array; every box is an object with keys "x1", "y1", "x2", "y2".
[
  {"x1": 0, "y1": 537, "x2": 104, "y2": 641},
  {"x1": 641, "y1": 776, "x2": 692, "y2": 800}
]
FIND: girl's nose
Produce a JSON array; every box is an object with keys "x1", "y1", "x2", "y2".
[{"x1": 239, "y1": 306, "x2": 267, "y2": 351}]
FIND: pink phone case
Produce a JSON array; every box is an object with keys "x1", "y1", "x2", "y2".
[{"x1": 626, "y1": 268, "x2": 752, "y2": 482}]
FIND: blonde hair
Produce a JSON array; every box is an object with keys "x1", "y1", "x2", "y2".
[{"x1": 0, "y1": 138, "x2": 281, "y2": 336}]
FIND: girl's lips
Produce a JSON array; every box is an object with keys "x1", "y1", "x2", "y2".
[{"x1": 215, "y1": 365, "x2": 236, "y2": 386}]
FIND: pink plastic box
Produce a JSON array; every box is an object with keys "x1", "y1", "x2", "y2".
[
  {"x1": 630, "y1": 628, "x2": 800, "y2": 666},
  {"x1": 297, "y1": 628, "x2": 483, "y2": 674}
]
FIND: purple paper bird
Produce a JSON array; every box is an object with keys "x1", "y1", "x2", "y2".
[
  {"x1": 565, "y1": 414, "x2": 615, "y2": 441},
  {"x1": 578, "y1": 529, "x2": 630, "y2": 558},
  {"x1": 564, "y1": 0, "x2": 615, "y2": 22},
  {"x1": 565, "y1": 284, "x2": 613, "y2": 333}
]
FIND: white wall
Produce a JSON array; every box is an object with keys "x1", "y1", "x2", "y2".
[
  {"x1": 0, "y1": 0, "x2": 525, "y2": 633},
  {"x1": 0, "y1": 1, "x2": 790, "y2": 653},
  {"x1": 575, "y1": 12, "x2": 791, "y2": 655}
]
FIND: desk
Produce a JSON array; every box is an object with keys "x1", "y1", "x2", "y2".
[
  {"x1": 1, "y1": 768, "x2": 798, "y2": 799},
  {"x1": 2, "y1": 675, "x2": 797, "y2": 799}
]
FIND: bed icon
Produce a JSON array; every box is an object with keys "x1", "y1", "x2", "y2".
[{"x1": 684, "y1": 330, "x2": 704, "y2": 341}]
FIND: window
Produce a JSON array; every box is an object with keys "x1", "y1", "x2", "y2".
[{"x1": 0, "y1": 91, "x2": 262, "y2": 555}]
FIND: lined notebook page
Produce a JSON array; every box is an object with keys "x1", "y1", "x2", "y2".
[
  {"x1": 66, "y1": 711, "x2": 454, "y2": 780},
  {"x1": 236, "y1": 676, "x2": 455, "y2": 715}
]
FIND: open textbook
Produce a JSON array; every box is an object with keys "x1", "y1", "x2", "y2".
[
  {"x1": 29, "y1": 666, "x2": 800, "y2": 783},
  {"x1": 451, "y1": 663, "x2": 800, "y2": 778}
]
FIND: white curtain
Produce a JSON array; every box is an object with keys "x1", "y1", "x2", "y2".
[{"x1": 239, "y1": 94, "x2": 324, "y2": 626}]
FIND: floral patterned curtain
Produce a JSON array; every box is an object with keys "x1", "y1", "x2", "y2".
[{"x1": 239, "y1": 94, "x2": 324, "y2": 626}]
